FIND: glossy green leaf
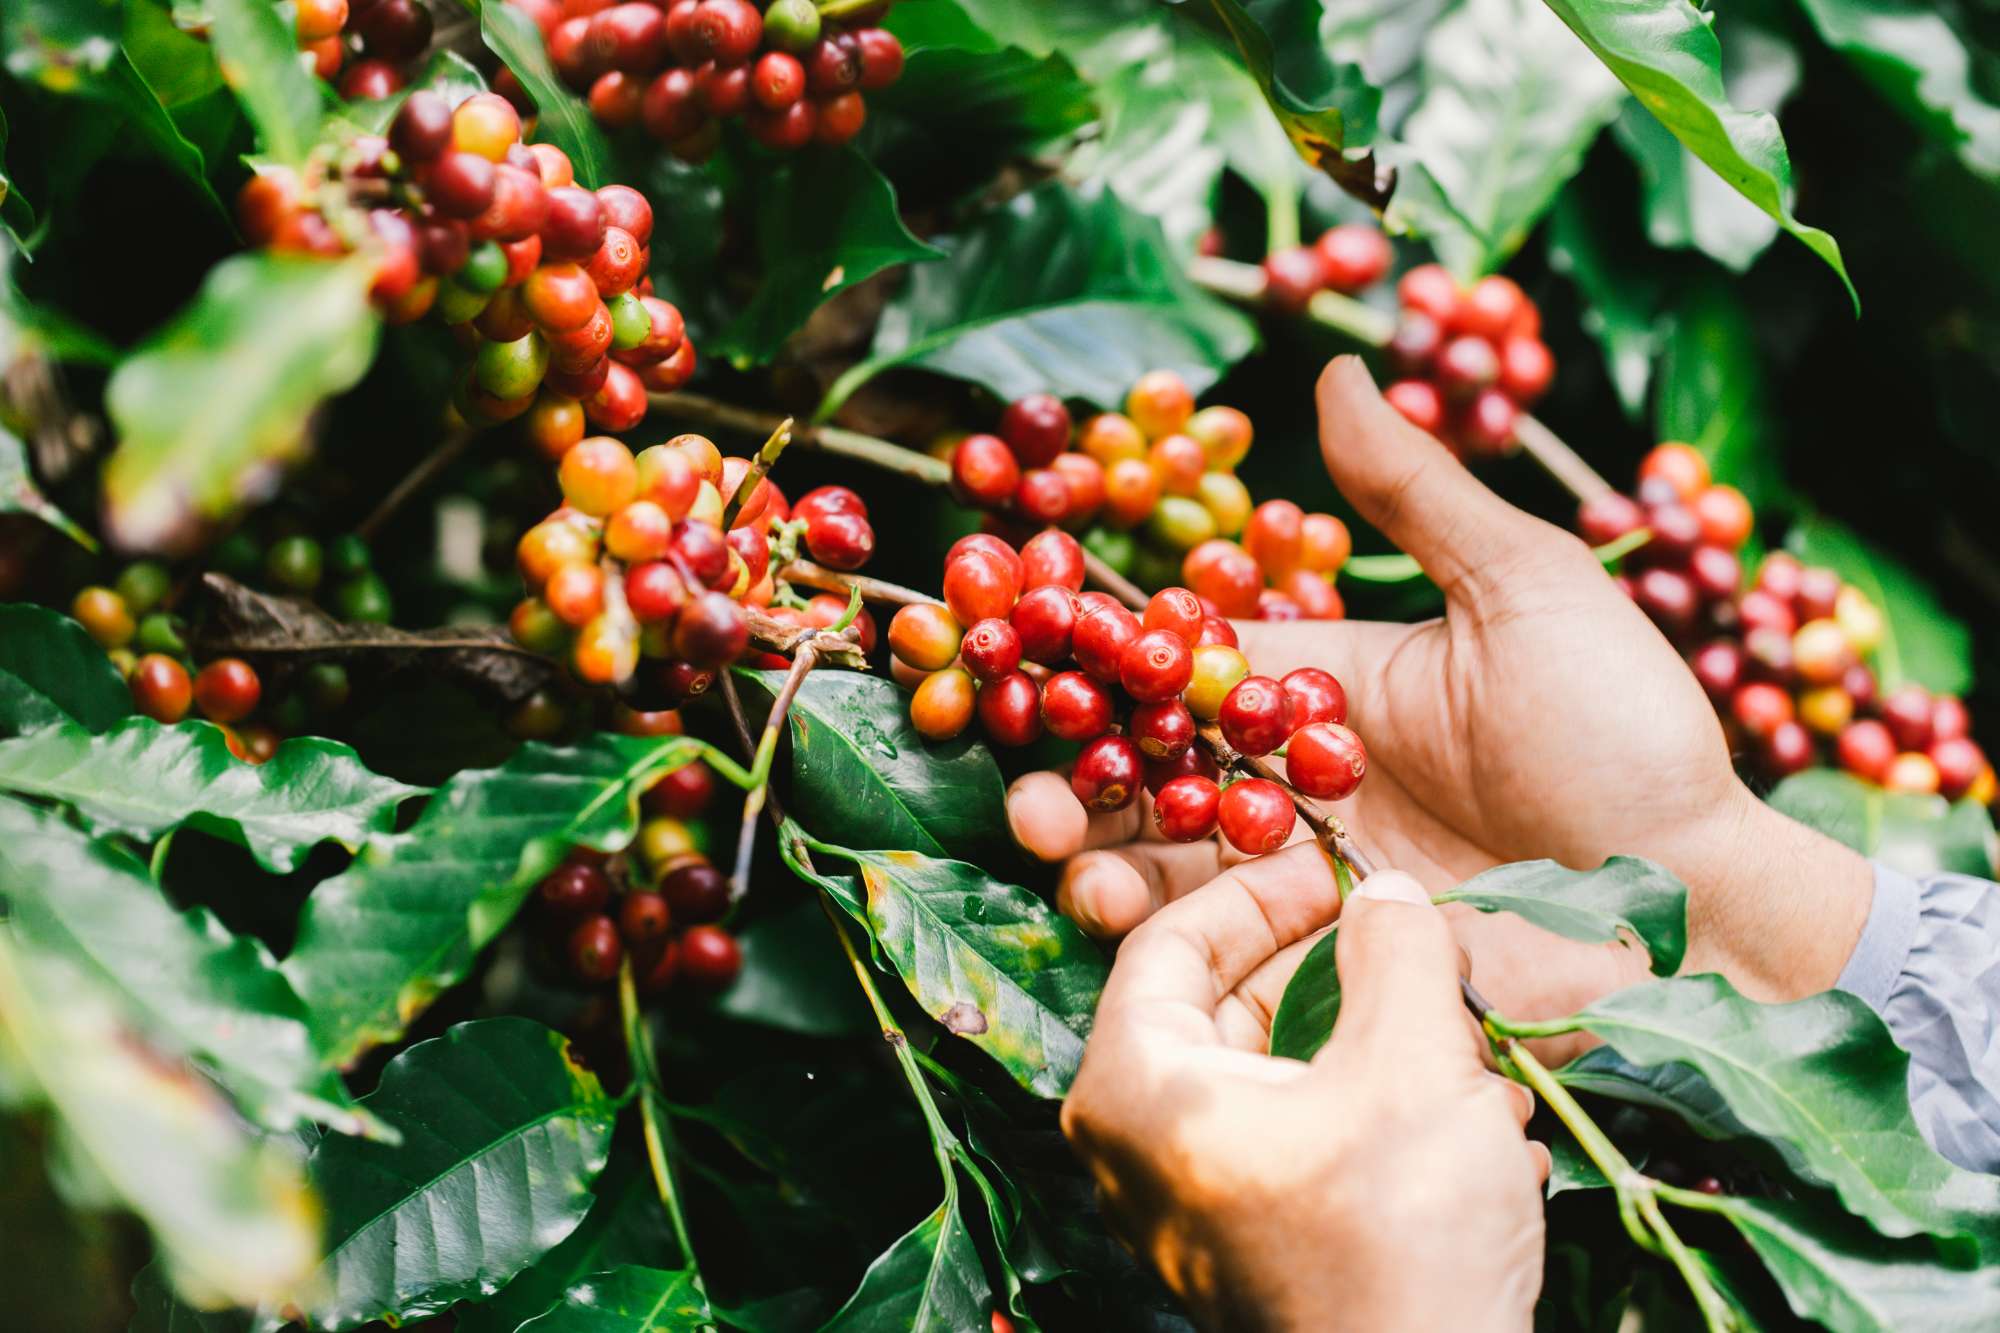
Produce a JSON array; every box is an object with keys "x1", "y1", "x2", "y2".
[
  {"x1": 1786, "y1": 512, "x2": 1973, "y2": 695},
  {"x1": 481, "y1": 0, "x2": 613, "y2": 188},
  {"x1": 1610, "y1": 21, "x2": 1800, "y2": 274},
  {"x1": 1536, "y1": 0, "x2": 1854, "y2": 303},
  {"x1": 743, "y1": 669, "x2": 1006, "y2": 865},
  {"x1": 1438, "y1": 856, "x2": 1688, "y2": 974},
  {"x1": 1654, "y1": 276, "x2": 1786, "y2": 516},
  {"x1": 1266, "y1": 926, "x2": 1340, "y2": 1060},
  {"x1": 818, "y1": 180, "x2": 1257, "y2": 418},
  {"x1": 515, "y1": 1266, "x2": 710, "y2": 1332},
  {"x1": 820, "y1": 1196, "x2": 988, "y2": 1332},
  {"x1": 0, "y1": 604, "x2": 132, "y2": 736},
  {"x1": 876, "y1": 10, "x2": 1097, "y2": 172},
  {"x1": 1202, "y1": 0, "x2": 1385, "y2": 202},
  {"x1": 0, "y1": 232, "x2": 120, "y2": 367},
  {"x1": 0, "y1": 426, "x2": 94, "y2": 550},
  {"x1": 1388, "y1": 0, "x2": 1624, "y2": 279},
  {"x1": 283, "y1": 735, "x2": 698, "y2": 1067},
  {"x1": 1545, "y1": 1135, "x2": 1610, "y2": 1197},
  {"x1": 0, "y1": 931, "x2": 319, "y2": 1310},
  {"x1": 1555, "y1": 1046, "x2": 1750, "y2": 1144},
  {"x1": 1697, "y1": 1194, "x2": 2000, "y2": 1331},
  {"x1": 0, "y1": 795, "x2": 382, "y2": 1138},
  {"x1": 708, "y1": 147, "x2": 938, "y2": 365},
  {"x1": 457, "y1": 1154, "x2": 679, "y2": 1333},
  {"x1": 289, "y1": 1019, "x2": 617, "y2": 1330},
  {"x1": 712, "y1": 899, "x2": 875, "y2": 1038},
  {"x1": 85, "y1": 52, "x2": 227, "y2": 218},
  {"x1": 1545, "y1": 182, "x2": 1663, "y2": 418},
  {"x1": 0, "y1": 716, "x2": 425, "y2": 873},
  {"x1": 103, "y1": 254, "x2": 381, "y2": 554},
  {"x1": 1795, "y1": 0, "x2": 2000, "y2": 185},
  {"x1": 801, "y1": 835, "x2": 1109, "y2": 1098},
  {"x1": 1, "y1": 0, "x2": 119, "y2": 88},
  {"x1": 1767, "y1": 770, "x2": 1995, "y2": 880},
  {"x1": 204, "y1": 0, "x2": 322, "y2": 165},
  {"x1": 1569, "y1": 975, "x2": 2000, "y2": 1254}
]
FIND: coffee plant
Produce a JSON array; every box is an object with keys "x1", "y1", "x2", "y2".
[{"x1": 2, "y1": 0, "x2": 1999, "y2": 1329}]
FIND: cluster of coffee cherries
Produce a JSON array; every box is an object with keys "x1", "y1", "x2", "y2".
[
  {"x1": 946, "y1": 371, "x2": 1353, "y2": 616},
  {"x1": 888, "y1": 530, "x2": 1367, "y2": 853},
  {"x1": 1581, "y1": 444, "x2": 1994, "y2": 801},
  {"x1": 1259, "y1": 223, "x2": 1395, "y2": 313},
  {"x1": 515, "y1": 0, "x2": 904, "y2": 156},
  {"x1": 276, "y1": 0, "x2": 437, "y2": 100},
  {"x1": 511, "y1": 429, "x2": 877, "y2": 692},
  {"x1": 1377, "y1": 266, "x2": 1554, "y2": 459},
  {"x1": 236, "y1": 89, "x2": 693, "y2": 430},
  {"x1": 530, "y1": 757, "x2": 744, "y2": 994}
]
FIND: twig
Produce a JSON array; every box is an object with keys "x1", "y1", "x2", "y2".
[
  {"x1": 1080, "y1": 546, "x2": 1149, "y2": 612},
  {"x1": 649, "y1": 391, "x2": 951, "y2": 487},
  {"x1": 354, "y1": 429, "x2": 479, "y2": 543},
  {"x1": 746, "y1": 604, "x2": 871, "y2": 667},
  {"x1": 617, "y1": 960, "x2": 704, "y2": 1282},
  {"x1": 727, "y1": 633, "x2": 834, "y2": 906},
  {"x1": 1514, "y1": 414, "x2": 1614, "y2": 503},
  {"x1": 1195, "y1": 722, "x2": 1375, "y2": 879},
  {"x1": 780, "y1": 559, "x2": 941, "y2": 608},
  {"x1": 722, "y1": 416, "x2": 794, "y2": 530}
]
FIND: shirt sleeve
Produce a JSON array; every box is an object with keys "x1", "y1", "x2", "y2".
[{"x1": 1837, "y1": 862, "x2": 2000, "y2": 1173}]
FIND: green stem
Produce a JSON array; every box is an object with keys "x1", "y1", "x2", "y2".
[
  {"x1": 721, "y1": 416, "x2": 793, "y2": 530},
  {"x1": 1637, "y1": 1191, "x2": 1739, "y2": 1333},
  {"x1": 617, "y1": 960, "x2": 702, "y2": 1279},
  {"x1": 149, "y1": 831, "x2": 174, "y2": 881}
]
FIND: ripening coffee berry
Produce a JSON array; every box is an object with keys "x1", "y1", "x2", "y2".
[
  {"x1": 544, "y1": 563, "x2": 606, "y2": 626},
  {"x1": 943, "y1": 550, "x2": 1020, "y2": 627},
  {"x1": 1000, "y1": 393, "x2": 1072, "y2": 468},
  {"x1": 1041, "y1": 670, "x2": 1113, "y2": 742},
  {"x1": 1261, "y1": 246, "x2": 1326, "y2": 313},
  {"x1": 568, "y1": 914, "x2": 624, "y2": 983},
  {"x1": 888, "y1": 603, "x2": 964, "y2": 673},
  {"x1": 73, "y1": 587, "x2": 135, "y2": 648},
  {"x1": 561, "y1": 436, "x2": 639, "y2": 515},
  {"x1": 1287, "y1": 722, "x2": 1367, "y2": 800},
  {"x1": 961, "y1": 618, "x2": 1023, "y2": 683},
  {"x1": 1010, "y1": 585, "x2": 1077, "y2": 665},
  {"x1": 1128, "y1": 698, "x2": 1195, "y2": 759},
  {"x1": 1153, "y1": 775, "x2": 1222, "y2": 843},
  {"x1": 1020, "y1": 528, "x2": 1085, "y2": 593},
  {"x1": 193, "y1": 658, "x2": 261, "y2": 724},
  {"x1": 1884, "y1": 751, "x2": 1941, "y2": 796},
  {"x1": 1071, "y1": 601, "x2": 1141, "y2": 683},
  {"x1": 540, "y1": 860, "x2": 612, "y2": 914},
  {"x1": 1184, "y1": 643, "x2": 1250, "y2": 720},
  {"x1": 1218, "y1": 675, "x2": 1292, "y2": 756},
  {"x1": 977, "y1": 671, "x2": 1043, "y2": 747},
  {"x1": 1798, "y1": 686, "x2": 1854, "y2": 738},
  {"x1": 1314, "y1": 225, "x2": 1391, "y2": 294},
  {"x1": 911, "y1": 666, "x2": 976, "y2": 740},
  {"x1": 130, "y1": 654, "x2": 194, "y2": 723},
  {"x1": 674, "y1": 591, "x2": 749, "y2": 667},
  {"x1": 1072, "y1": 734, "x2": 1144, "y2": 812},
  {"x1": 1125, "y1": 370, "x2": 1194, "y2": 440},
  {"x1": 680, "y1": 924, "x2": 743, "y2": 988},
  {"x1": 1120, "y1": 629, "x2": 1194, "y2": 702},
  {"x1": 1148, "y1": 433, "x2": 1206, "y2": 496},
  {"x1": 1638, "y1": 442, "x2": 1710, "y2": 503},
  {"x1": 1217, "y1": 778, "x2": 1295, "y2": 855},
  {"x1": 1280, "y1": 668, "x2": 1348, "y2": 729},
  {"x1": 1142, "y1": 586, "x2": 1204, "y2": 644},
  {"x1": 619, "y1": 892, "x2": 672, "y2": 947}
]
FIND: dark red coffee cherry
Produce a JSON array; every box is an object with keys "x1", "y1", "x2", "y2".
[
  {"x1": 679, "y1": 924, "x2": 743, "y2": 988},
  {"x1": 976, "y1": 671, "x2": 1044, "y2": 747},
  {"x1": 1153, "y1": 775, "x2": 1222, "y2": 843},
  {"x1": 1041, "y1": 670, "x2": 1113, "y2": 742},
  {"x1": 568, "y1": 914, "x2": 624, "y2": 983},
  {"x1": 619, "y1": 891, "x2": 673, "y2": 946},
  {"x1": 1072, "y1": 734, "x2": 1144, "y2": 812},
  {"x1": 539, "y1": 860, "x2": 612, "y2": 915},
  {"x1": 1128, "y1": 698, "x2": 1195, "y2": 759},
  {"x1": 1217, "y1": 675, "x2": 1292, "y2": 756},
  {"x1": 661, "y1": 860, "x2": 729, "y2": 923},
  {"x1": 1217, "y1": 778, "x2": 1295, "y2": 854}
]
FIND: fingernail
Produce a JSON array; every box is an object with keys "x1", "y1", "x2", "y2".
[
  {"x1": 1350, "y1": 869, "x2": 1429, "y2": 905},
  {"x1": 1065, "y1": 870, "x2": 1106, "y2": 934}
]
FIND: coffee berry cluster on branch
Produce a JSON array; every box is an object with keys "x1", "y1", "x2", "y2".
[
  {"x1": 237, "y1": 89, "x2": 694, "y2": 434},
  {"x1": 889, "y1": 532, "x2": 1367, "y2": 854},
  {"x1": 1582, "y1": 444, "x2": 1994, "y2": 801},
  {"x1": 1258, "y1": 223, "x2": 1396, "y2": 312},
  {"x1": 270, "y1": 0, "x2": 438, "y2": 100},
  {"x1": 514, "y1": 0, "x2": 904, "y2": 155},
  {"x1": 948, "y1": 370, "x2": 1353, "y2": 616},
  {"x1": 1379, "y1": 266, "x2": 1555, "y2": 458}
]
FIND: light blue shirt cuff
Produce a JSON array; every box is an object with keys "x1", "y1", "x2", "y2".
[{"x1": 1835, "y1": 861, "x2": 1924, "y2": 1011}]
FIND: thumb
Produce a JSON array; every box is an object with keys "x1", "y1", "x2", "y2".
[
  {"x1": 1319, "y1": 869, "x2": 1485, "y2": 1074},
  {"x1": 1316, "y1": 355, "x2": 1563, "y2": 601}
]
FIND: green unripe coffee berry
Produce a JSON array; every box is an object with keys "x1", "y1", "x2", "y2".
[
  {"x1": 1082, "y1": 525, "x2": 1137, "y2": 575},
  {"x1": 460, "y1": 242, "x2": 510, "y2": 294},
  {"x1": 327, "y1": 534, "x2": 372, "y2": 580},
  {"x1": 1146, "y1": 495, "x2": 1219, "y2": 551},
  {"x1": 212, "y1": 531, "x2": 262, "y2": 581},
  {"x1": 332, "y1": 573, "x2": 394, "y2": 623},
  {"x1": 135, "y1": 611, "x2": 187, "y2": 657},
  {"x1": 609, "y1": 291, "x2": 651, "y2": 350},
  {"x1": 1130, "y1": 539, "x2": 1184, "y2": 593},
  {"x1": 265, "y1": 535, "x2": 324, "y2": 593},
  {"x1": 476, "y1": 332, "x2": 550, "y2": 401},
  {"x1": 301, "y1": 662, "x2": 350, "y2": 713},
  {"x1": 763, "y1": 0, "x2": 820, "y2": 52},
  {"x1": 115, "y1": 561, "x2": 171, "y2": 615},
  {"x1": 436, "y1": 279, "x2": 494, "y2": 325}
]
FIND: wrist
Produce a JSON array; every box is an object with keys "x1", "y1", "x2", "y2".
[{"x1": 1671, "y1": 783, "x2": 1873, "y2": 1000}]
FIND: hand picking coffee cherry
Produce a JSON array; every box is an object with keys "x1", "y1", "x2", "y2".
[{"x1": 1382, "y1": 266, "x2": 1553, "y2": 459}]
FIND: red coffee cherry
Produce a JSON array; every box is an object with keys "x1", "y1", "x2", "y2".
[
  {"x1": 644, "y1": 761, "x2": 715, "y2": 818},
  {"x1": 1435, "y1": 336, "x2": 1500, "y2": 400},
  {"x1": 568, "y1": 914, "x2": 624, "y2": 983},
  {"x1": 673, "y1": 591, "x2": 749, "y2": 667},
  {"x1": 1931, "y1": 737, "x2": 1986, "y2": 801},
  {"x1": 951, "y1": 433, "x2": 1019, "y2": 507},
  {"x1": 661, "y1": 860, "x2": 729, "y2": 923},
  {"x1": 1576, "y1": 491, "x2": 1644, "y2": 547},
  {"x1": 1458, "y1": 387, "x2": 1518, "y2": 455},
  {"x1": 888, "y1": 603, "x2": 964, "y2": 672},
  {"x1": 1153, "y1": 775, "x2": 1222, "y2": 843},
  {"x1": 1072, "y1": 735, "x2": 1144, "y2": 812},
  {"x1": 1688, "y1": 639, "x2": 1744, "y2": 703},
  {"x1": 1796, "y1": 566, "x2": 1842, "y2": 623},
  {"x1": 1498, "y1": 337, "x2": 1554, "y2": 404},
  {"x1": 1459, "y1": 276, "x2": 1530, "y2": 341},
  {"x1": 1019, "y1": 528, "x2": 1085, "y2": 592},
  {"x1": 1071, "y1": 600, "x2": 1141, "y2": 683},
  {"x1": 1217, "y1": 675, "x2": 1292, "y2": 756},
  {"x1": 1013, "y1": 469, "x2": 1070, "y2": 525},
  {"x1": 1010, "y1": 585, "x2": 1077, "y2": 664},
  {"x1": 1040, "y1": 671, "x2": 1113, "y2": 742},
  {"x1": 1632, "y1": 568, "x2": 1698, "y2": 634},
  {"x1": 806, "y1": 33, "x2": 861, "y2": 94},
  {"x1": 1142, "y1": 586, "x2": 1204, "y2": 644},
  {"x1": 804, "y1": 510, "x2": 875, "y2": 571},
  {"x1": 1144, "y1": 744, "x2": 1221, "y2": 796},
  {"x1": 540, "y1": 860, "x2": 612, "y2": 914},
  {"x1": 669, "y1": 519, "x2": 731, "y2": 586},
  {"x1": 1933, "y1": 695, "x2": 1973, "y2": 742},
  {"x1": 1286, "y1": 722, "x2": 1367, "y2": 800},
  {"x1": 130, "y1": 654, "x2": 194, "y2": 724},
  {"x1": 1731, "y1": 682, "x2": 1795, "y2": 739},
  {"x1": 391, "y1": 90, "x2": 455, "y2": 162},
  {"x1": 1313, "y1": 225, "x2": 1391, "y2": 294},
  {"x1": 193, "y1": 658, "x2": 262, "y2": 724},
  {"x1": 1388, "y1": 314, "x2": 1444, "y2": 375},
  {"x1": 1120, "y1": 629, "x2": 1194, "y2": 702},
  {"x1": 1196, "y1": 616, "x2": 1238, "y2": 648},
  {"x1": 943, "y1": 549, "x2": 1021, "y2": 626},
  {"x1": 976, "y1": 670, "x2": 1044, "y2": 747},
  {"x1": 619, "y1": 891, "x2": 673, "y2": 946},
  {"x1": 854, "y1": 26, "x2": 904, "y2": 89},
  {"x1": 1279, "y1": 667, "x2": 1347, "y2": 728},
  {"x1": 1880, "y1": 684, "x2": 1934, "y2": 752},
  {"x1": 679, "y1": 924, "x2": 743, "y2": 988},
  {"x1": 1217, "y1": 778, "x2": 1296, "y2": 855},
  {"x1": 1261, "y1": 245, "x2": 1326, "y2": 313},
  {"x1": 946, "y1": 533, "x2": 1024, "y2": 584},
  {"x1": 1128, "y1": 698, "x2": 1195, "y2": 759},
  {"x1": 1761, "y1": 720, "x2": 1816, "y2": 778},
  {"x1": 1687, "y1": 545, "x2": 1742, "y2": 603},
  {"x1": 961, "y1": 618, "x2": 1023, "y2": 683},
  {"x1": 692, "y1": 0, "x2": 763, "y2": 64},
  {"x1": 1835, "y1": 719, "x2": 1897, "y2": 784}
]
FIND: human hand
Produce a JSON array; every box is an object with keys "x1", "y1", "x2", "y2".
[
  {"x1": 1013, "y1": 356, "x2": 1872, "y2": 1011},
  {"x1": 1062, "y1": 846, "x2": 1546, "y2": 1332}
]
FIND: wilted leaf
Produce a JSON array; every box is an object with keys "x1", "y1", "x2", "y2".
[
  {"x1": 481, "y1": 0, "x2": 613, "y2": 188},
  {"x1": 1569, "y1": 975, "x2": 2000, "y2": 1254},
  {"x1": 1767, "y1": 770, "x2": 1994, "y2": 879},
  {"x1": 1388, "y1": 0, "x2": 1624, "y2": 278},
  {"x1": 0, "y1": 604, "x2": 130, "y2": 737},
  {"x1": 204, "y1": 0, "x2": 322, "y2": 165},
  {"x1": 288, "y1": 1019, "x2": 617, "y2": 1329},
  {"x1": 0, "y1": 795, "x2": 382, "y2": 1137},
  {"x1": 1438, "y1": 856, "x2": 1688, "y2": 974},
  {"x1": 515, "y1": 1266, "x2": 710, "y2": 1332},
  {"x1": 1785, "y1": 513, "x2": 1973, "y2": 696},
  {"x1": 709, "y1": 147, "x2": 938, "y2": 365},
  {"x1": 1536, "y1": 0, "x2": 1853, "y2": 303},
  {"x1": 817, "y1": 181, "x2": 1257, "y2": 418},
  {"x1": 102, "y1": 255, "x2": 380, "y2": 554},
  {"x1": 0, "y1": 931, "x2": 319, "y2": 1310},
  {"x1": 283, "y1": 734, "x2": 697, "y2": 1066},
  {"x1": 0, "y1": 716, "x2": 424, "y2": 873}
]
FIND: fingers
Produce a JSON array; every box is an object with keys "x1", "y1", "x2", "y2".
[
  {"x1": 1059, "y1": 840, "x2": 1227, "y2": 938},
  {"x1": 1315, "y1": 356, "x2": 1573, "y2": 601},
  {"x1": 1321, "y1": 869, "x2": 1485, "y2": 1072},
  {"x1": 1007, "y1": 770, "x2": 1146, "y2": 862},
  {"x1": 1094, "y1": 841, "x2": 1348, "y2": 1028}
]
